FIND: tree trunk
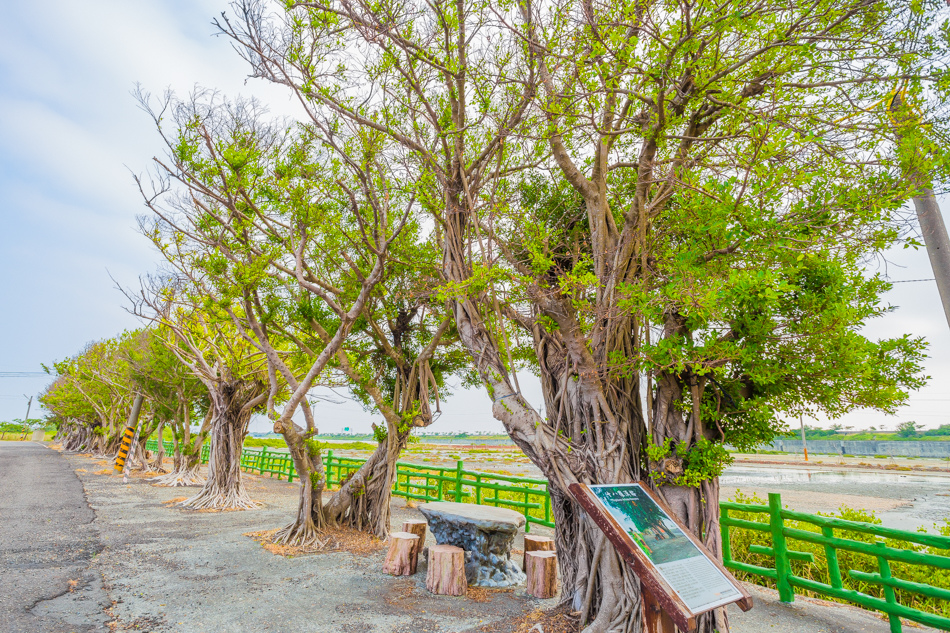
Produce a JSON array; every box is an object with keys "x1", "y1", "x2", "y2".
[
  {"x1": 181, "y1": 380, "x2": 262, "y2": 510},
  {"x1": 649, "y1": 371, "x2": 728, "y2": 633},
  {"x1": 322, "y1": 427, "x2": 409, "y2": 538},
  {"x1": 441, "y1": 181, "x2": 650, "y2": 632},
  {"x1": 60, "y1": 419, "x2": 91, "y2": 452},
  {"x1": 273, "y1": 425, "x2": 327, "y2": 547},
  {"x1": 149, "y1": 421, "x2": 167, "y2": 472},
  {"x1": 152, "y1": 448, "x2": 205, "y2": 487},
  {"x1": 89, "y1": 421, "x2": 114, "y2": 457},
  {"x1": 273, "y1": 415, "x2": 411, "y2": 546},
  {"x1": 152, "y1": 409, "x2": 210, "y2": 487},
  {"x1": 530, "y1": 320, "x2": 651, "y2": 632}
]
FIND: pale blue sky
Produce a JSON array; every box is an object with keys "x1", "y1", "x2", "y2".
[{"x1": 0, "y1": 1, "x2": 947, "y2": 433}]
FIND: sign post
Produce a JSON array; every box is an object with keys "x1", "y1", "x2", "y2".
[{"x1": 570, "y1": 482, "x2": 753, "y2": 632}]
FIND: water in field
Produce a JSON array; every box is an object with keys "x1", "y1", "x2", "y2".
[
  {"x1": 722, "y1": 465, "x2": 945, "y2": 488},
  {"x1": 720, "y1": 465, "x2": 950, "y2": 532}
]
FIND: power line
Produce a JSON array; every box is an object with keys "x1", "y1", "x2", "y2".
[
  {"x1": 889, "y1": 278, "x2": 936, "y2": 283},
  {"x1": 0, "y1": 372, "x2": 47, "y2": 378}
]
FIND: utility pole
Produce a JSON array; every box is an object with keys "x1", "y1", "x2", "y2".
[
  {"x1": 911, "y1": 190, "x2": 950, "y2": 330},
  {"x1": 890, "y1": 91, "x2": 950, "y2": 330},
  {"x1": 799, "y1": 415, "x2": 808, "y2": 463},
  {"x1": 22, "y1": 395, "x2": 32, "y2": 440}
]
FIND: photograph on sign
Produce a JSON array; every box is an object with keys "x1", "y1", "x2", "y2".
[{"x1": 589, "y1": 484, "x2": 743, "y2": 613}]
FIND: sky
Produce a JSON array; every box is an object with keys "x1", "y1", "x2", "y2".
[{"x1": 0, "y1": 1, "x2": 947, "y2": 435}]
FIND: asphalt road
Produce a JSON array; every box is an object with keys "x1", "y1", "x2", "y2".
[{"x1": 0, "y1": 442, "x2": 109, "y2": 632}]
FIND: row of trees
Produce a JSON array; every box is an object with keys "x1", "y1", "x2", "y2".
[
  {"x1": 41, "y1": 329, "x2": 211, "y2": 481},
  {"x1": 44, "y1": 1, "x2": 950, "y2": 631}
]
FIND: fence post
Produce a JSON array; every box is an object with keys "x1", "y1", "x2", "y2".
[
  {"x1": 524, "y1": 489, "x2": 531, "y2": 533},
  {"x1": 260, "y1": 446, "x2": 268, "y2": 475},
  {"x1": 455, "y1": 460, "x2": 464, "y2": 501},
  {"x1": 327, "y1": 450, "x2": 334, "y2": 486},
  {"x1": 720, "y1": 507, "x2": 732, "y2": 565},
  {"x1": 822, "y1": 526, "x2": 843, "y2": 590},
  {"x1": 876, "y1": 541, "x2": 902, "y2": 633},
  {"x1": 768, "y1": 492, "x2": 795, "y2": 603}
]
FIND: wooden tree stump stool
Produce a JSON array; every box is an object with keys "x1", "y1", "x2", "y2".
[
  {"x1": 525, "y1": 551, "x2": 558, "y2": 599},
  {"x1": 522, "y1": 534, "x2": 554, "y2": 570},
  {"x1": 403, "y1": 519, "x2": 427, "y2": 562},
  {"x1": 403, "y1": 519, "x2": 427, "y2": 543},
  {"x1": 383, "y1": 532, "x2": 420, "y2": 576},
  {"x1": 426, "y1": 544, "x2": 467, "y2": 596}
]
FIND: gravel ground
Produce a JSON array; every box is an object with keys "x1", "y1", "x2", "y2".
[
  {"x1": 63, "y1": 447, "x2": 554, "y2": 633},
  {"x1": 1, "y1": 442, "x2": 944, "y2": 633}
]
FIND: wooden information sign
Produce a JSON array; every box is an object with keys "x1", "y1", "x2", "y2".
[{"x1": 569, "y1": 483, "x2": 753, "y2": 632}]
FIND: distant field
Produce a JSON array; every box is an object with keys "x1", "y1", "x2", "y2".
[{"x1": 244, "y1": 437, "x2": 377, "y2": 451}]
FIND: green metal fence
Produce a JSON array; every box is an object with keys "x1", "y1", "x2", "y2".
[
  {"x1": 721, "y1": 492, "x2": 950, "y2": 632},
  {"x1": 146, "y1": 440, "x2": 297, "y2": 482},
  {"x1": 144, "y1": 440, "x2": 553, "y2": 530},
  {"x1": 321, "y1": 450, "x2": 553, "y2": 531}
]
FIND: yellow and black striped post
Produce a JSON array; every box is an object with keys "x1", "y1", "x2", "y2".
[
  {"x1": 114, "y1": 426, "x2": 135, "y2": 472},
  {"x1": 114, "y1": 394, "x2": 145, "y2": 475}
]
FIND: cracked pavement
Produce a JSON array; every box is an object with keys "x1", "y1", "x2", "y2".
[{"x1": 0, "y1": 442, "x2": 110, "y2": 632}]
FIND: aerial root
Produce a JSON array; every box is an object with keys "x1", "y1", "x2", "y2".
[
  {"x1": 150, "y1": 468, "x2": 205, "y2": 487},
  {"x1": 272, "y1": 521, "x2": 329, "y2": 549},
  {"x1": 180, "y1": 481, "x2": 258, "y2": 510}
]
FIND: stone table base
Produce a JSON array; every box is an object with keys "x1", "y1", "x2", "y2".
[{"x1": 419, "y1": 502, "x2": 527, "y2": 588}]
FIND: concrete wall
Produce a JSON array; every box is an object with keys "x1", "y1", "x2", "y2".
[{"x1": 764, "y1": 439, "x2": 950, "y2": 458}]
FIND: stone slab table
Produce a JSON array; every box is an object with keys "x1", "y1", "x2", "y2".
[{"x1": 419, "y1": 502, "x2": 527, "y2": 588}]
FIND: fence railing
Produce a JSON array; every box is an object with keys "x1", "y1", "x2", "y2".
[
  {"x1": 144, "y1": 440, "x2": 553, "y2": 531},
  {"x1": 316, "y1": 451, "x2": 553, "y2": 531},
  {"x1": 721, "y1": 492, "x2": 950, "y2": 632}
]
